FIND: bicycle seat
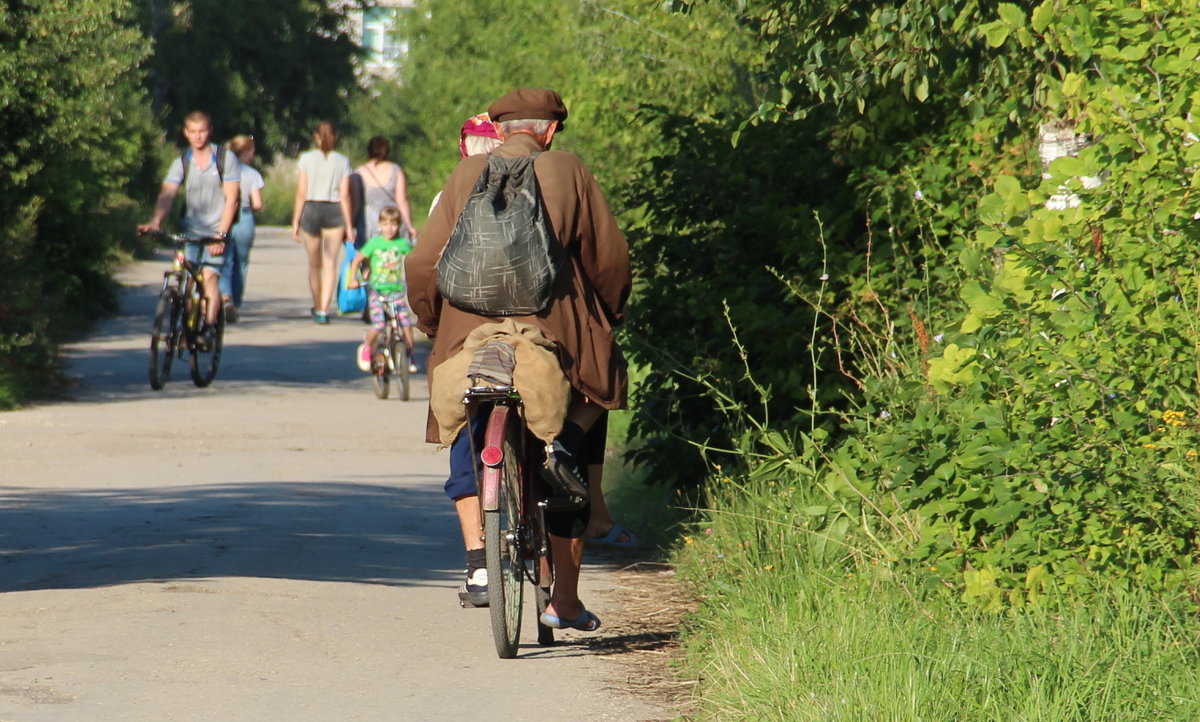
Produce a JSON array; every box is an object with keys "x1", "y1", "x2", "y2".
[{"x1": 467, "y1": 340, "x2": 516, "y2": 387}]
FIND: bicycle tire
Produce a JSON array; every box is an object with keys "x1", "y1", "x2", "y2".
[
  {"x1": 372, "y1": 334, "x2": 390, "y2": 400},
  {"x1": 189, "y1": 301, "x2": 224, "y2": 387},
  {"x1": 392, "y1": 337, "x2": 410, "y2": 401},
  {"x1": 149, "y1": 288, "x2": 182, "y2": 390},
  {"x1": 483, "y1": 404, "x2": 525, "y2": 658}
]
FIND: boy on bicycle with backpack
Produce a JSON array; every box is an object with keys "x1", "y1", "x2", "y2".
[
  {"x1": 347, "y1": 205, "x2": 418, "y2": 373},
  {"x1": 138, "y1": 110, "x2": 240, "y2": 351}
]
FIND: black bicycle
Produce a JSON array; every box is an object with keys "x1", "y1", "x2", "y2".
[
  {"x1": 371, "y1": 297, "x2": 413, "y2": 401},
  {"x1": 143, "y1": 230, "x2": 226, "y2": 390}
]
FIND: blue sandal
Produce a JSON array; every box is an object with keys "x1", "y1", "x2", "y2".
[
  {"x1": 587, "y1": 523, "x2": 639, "y2": 549},
  {"x1": 539, "y1": 608, "x2": 602, "y2": 632}
]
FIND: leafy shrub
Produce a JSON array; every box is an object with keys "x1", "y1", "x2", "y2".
[
  {"x1": 0, "y1": 1, "x2": 158, "y2": 407},
  {"x1": 765, "y1": 2, "x2": 1200, "y2": 602}
]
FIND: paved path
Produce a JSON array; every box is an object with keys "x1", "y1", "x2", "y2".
[{"x1": 0, "y1": 228, "x2": 662, "y2": 721}]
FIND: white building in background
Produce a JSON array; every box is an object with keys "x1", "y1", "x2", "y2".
[{"x1": 344, "y1": 0, "x2": 415, "y2": 80}]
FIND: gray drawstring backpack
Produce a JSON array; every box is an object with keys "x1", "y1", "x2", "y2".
[{"x1": 436, "y1": 153, "x2": 562, "y2": 316}]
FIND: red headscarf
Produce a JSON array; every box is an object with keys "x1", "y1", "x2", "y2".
[{"x1": 459, "y1": 113, "x2": 498, "y2": 158}]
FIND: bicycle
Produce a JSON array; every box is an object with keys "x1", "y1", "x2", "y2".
[
  {"x1": 143, "y1": 230, "x2": 226, "y2": 390},
  {"x1": 370, "y1": 296, "x2": 414, "y2": 401},
  {"x1": 464, "y1": 374, "x2": 586, "y2": 658}
]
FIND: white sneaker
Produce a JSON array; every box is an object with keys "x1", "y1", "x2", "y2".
[
  {"x1": 458, "y1": 567, "x2": 489, "y2": 607},
  {"x1": 356, "y1": 343, "x2": 371, "y2": 372}
]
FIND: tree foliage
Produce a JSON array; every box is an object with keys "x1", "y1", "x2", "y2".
[
  {"x1": 0, "y1": 0, "x2": 158, "y2": 407},
  {"x1": 139, "y1": 0, "x2": 365, "y2": 155},
  {"x1": 709, "y1": 0, "x2": 1200, "y2": 601},
  {"x1": 366, "y1": 0, "x2": 759, "y2": 212}
]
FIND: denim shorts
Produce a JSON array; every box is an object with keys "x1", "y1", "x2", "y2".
[
  {"x1": 444, "y1": 411, "x2": 608, "y2": 501},
  {"x1": 184, "y1": 239, "x2": 231, "y2": 274},
  {"x1": 444, "y1": 418, "x2": 589, "y2": 539}
]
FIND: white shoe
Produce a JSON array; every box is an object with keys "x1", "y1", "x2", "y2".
[{"x1": 356, "y1": 343, "x2": 371, "y2": 372}]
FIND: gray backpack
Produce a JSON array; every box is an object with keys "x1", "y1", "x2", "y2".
[{"x1": 436, "y1": 154, "x2": 562, "y2": 316}]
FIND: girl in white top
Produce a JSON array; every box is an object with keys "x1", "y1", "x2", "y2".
[
  {"x1": 292, "y1": 121, "x2": 354, "y2": 323},
  {"x1": 219, "y1": 135, "x2": 265, "y2": 315}
]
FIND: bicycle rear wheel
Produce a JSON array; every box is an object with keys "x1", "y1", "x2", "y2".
[
  {"x1": 149, "y1": 288, "x2": 182, "y2": 390},
  {"x1": 372, "y1": 335, "x2": 390, "y2": 400},
  {"x1": 189, "y1": 303, "x2": 225, "y2": 387},
  {"x1": 483, "y1": 404, "x2": 525, "y2": 658},
  {"x1": 391, "y1": 337, "x2": 410, "y2": 401}
]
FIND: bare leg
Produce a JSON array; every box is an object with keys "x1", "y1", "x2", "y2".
[
  {"x1": 301, "y1": 231, "x2": 323, "y2": 311},
  {"x1": 201, "y1": 269, "x2": 222, "y2": 325},
  {"x1": 585, "y1": 463, "x2": 614, "y2": 536},
  {"x1": 544, "y1": 533, "x2": 586, "y2": 621},
  {"x1": 565, "y1": 399, "x2": 603, "y2": 434},
  {"x1": 455, "y1": 494, "x2": 484, "y2": 551},
  {"x1": 319, "y1": 228, "x2": 344, "y2": 314}
]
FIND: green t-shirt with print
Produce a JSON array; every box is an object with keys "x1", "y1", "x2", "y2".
[{"x1": 359, "y1": 235, "x2": 414, "y2": 294}]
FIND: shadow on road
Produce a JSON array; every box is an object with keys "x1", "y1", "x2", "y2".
[{"x1": 0, "y1": 481, "x2": 458, "y2": 593}]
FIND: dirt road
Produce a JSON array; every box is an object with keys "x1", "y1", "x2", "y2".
[{"x1": 0, "y1": 228, "x2": 664, "y2": 721}]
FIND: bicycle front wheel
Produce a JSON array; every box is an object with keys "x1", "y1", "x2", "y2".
[
  {"x1": 483, "y1": 404, "x2": 526, "y2": 658},
  {"x1": 189, "y1": 305, "x2": 225, "y2": 387},
  {"x1": 149, "y1": 288, "x2": 182, "y2": 390}
]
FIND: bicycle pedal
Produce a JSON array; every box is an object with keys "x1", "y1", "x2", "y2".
[{"x1": 538, "y1": 495, "x2": 588, "y2": 512}]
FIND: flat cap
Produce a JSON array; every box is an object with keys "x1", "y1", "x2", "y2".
[{"x1": 487, "y1": 88, "x2": 568, "y2": 131}]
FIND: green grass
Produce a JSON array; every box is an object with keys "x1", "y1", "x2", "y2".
[
  {"x1": 259, "y1": 157, "x2": 297, "y2": 226},
  {"x1": 671, "y1": 475, "x2": 1200, "y2": 721}
]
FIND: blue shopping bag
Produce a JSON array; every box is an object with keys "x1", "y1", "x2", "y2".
[{"x1": 337, "y1": 242, "x2": 367, "y2": 315}]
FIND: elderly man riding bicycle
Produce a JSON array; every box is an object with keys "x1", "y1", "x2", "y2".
[{"x1": 406, "y1": 88, "x2": 630, "y2": 633}]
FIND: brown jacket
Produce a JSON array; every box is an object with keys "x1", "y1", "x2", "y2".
[{"x1": 406, "y1": 134, "x2": 631, "y2": 443}]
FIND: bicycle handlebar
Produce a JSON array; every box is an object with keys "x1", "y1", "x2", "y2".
[{"x1": 139, "y1": 229, "x2": 223, "y2": 245}]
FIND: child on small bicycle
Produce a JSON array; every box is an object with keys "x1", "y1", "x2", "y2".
[{"x1": 348, "y1": 205, "x2": 418, "y2": 373}]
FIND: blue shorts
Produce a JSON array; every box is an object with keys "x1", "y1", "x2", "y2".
[
  {"x1": 444, "y1": 412, "x2": 608, "y2": 501},
  {"x1": 184, "y1": 239, "x2": 231, "y2": 274},
  {"x1": 443, "y1": 410, "x2": 608, "y2": 540}
]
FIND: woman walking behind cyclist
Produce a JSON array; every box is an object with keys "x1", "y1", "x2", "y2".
[
  {"x1": 292, "y1": 121, "x2": 354, "y2": 324},
  {"x1": 356, "y1": 135, "x2": 417, "y2": 245},
  {"x1": 218, "y1": 134, "x2": 264, "y2": 322}
]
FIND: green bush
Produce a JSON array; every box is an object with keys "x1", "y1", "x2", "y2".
[
  {"x1": 0, "y1": 0, "x2": 158, "y2": 407},
  {"x1": 799, "y1": 2, "x2": 1200, "y2": 601}
]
